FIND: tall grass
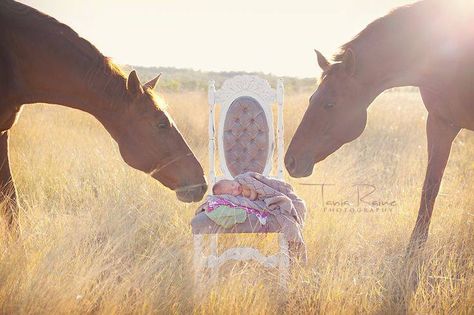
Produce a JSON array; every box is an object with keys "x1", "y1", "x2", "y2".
[{"x1": 0, "y1": 89, "x2": 472, "y2": 314}]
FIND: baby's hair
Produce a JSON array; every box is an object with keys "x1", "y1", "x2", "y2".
[
  {"x1": 212, "y1": 179, "x2": 234, "y2": 195},
  {"x1": 212, "y1": 181, "x2": 224, "y2": 195}
]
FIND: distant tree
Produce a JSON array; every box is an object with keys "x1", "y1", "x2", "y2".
[{"x1": 122, "y1": 65, "x2": 316, "y2": 93}]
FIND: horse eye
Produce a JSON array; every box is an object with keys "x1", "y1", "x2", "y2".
[
  {"x1": 157, "y1": 122, "x2": 168, "y2": 129},
  {"x1": 324, "y1": 103, "x2": 335, "y2": 109}
]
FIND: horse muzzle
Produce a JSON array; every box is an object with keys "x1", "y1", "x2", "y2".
[{"x1": 175, "y1": 183, "x2": 208, "y2": 202}]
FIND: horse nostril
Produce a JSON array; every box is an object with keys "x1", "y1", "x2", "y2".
[{"x1": 285, "y1": 155, "x2": 296, "y2": 173}]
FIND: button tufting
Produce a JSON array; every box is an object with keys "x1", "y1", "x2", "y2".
[{"x1": 223, "y1": 96, "x2": 271, "y2": 177}]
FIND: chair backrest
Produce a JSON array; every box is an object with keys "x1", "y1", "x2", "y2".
[{"x1": 208, "y1": 75, "x2": 284, "y2": 187}]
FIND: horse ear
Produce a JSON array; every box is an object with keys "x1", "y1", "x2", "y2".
[
  {"x1": 314, "y1": 49, "x2": 330, "y2": 71},
  {"x1": 127, "y1": 70, "x2": 144, "y2": 96},
  {"x1": 343, "y1": 48, "x2": 356, "y2": 76},
  {"x1": 143, "y1": 73, "x2": 161, "y2": 90}
]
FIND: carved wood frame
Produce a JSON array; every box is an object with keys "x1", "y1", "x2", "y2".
[{"x1": 208, "y1": 75, "x2": 284, "y2": 187}]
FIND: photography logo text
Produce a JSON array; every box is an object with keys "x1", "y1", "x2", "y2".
[{"x1": 301, "y1": 183, "x2": 398, "y2": 214}]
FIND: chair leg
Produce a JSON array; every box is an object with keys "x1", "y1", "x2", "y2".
[
  {"x1": 193, "y1": 234, "x2": 204, "y2": 300},
  {"x1": 209, "y1": 234, "x2": 219, "y2": 285},
  {"x1": 278, "y1": 233, "x2": 290, "y2": 290}
]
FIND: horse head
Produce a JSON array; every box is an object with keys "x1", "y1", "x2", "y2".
[
  {"x1": 108, "y1": 71, "x2": 207, "y2": 202},
  {"x1": 285, "y1": 50, "x2": 374, "y2": 177}
]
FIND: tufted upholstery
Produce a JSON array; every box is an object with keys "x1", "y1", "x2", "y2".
[{"x1": 222, "y1": 96, "x2": 270, "y2": 177}]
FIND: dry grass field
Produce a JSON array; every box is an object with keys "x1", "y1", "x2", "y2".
[{"x1": 0, "y1": 89, "x2": 472, "y2": 314}]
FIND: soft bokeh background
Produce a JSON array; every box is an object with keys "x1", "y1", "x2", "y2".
[
  {"x1": 0, "y1": 87, "x2": 472, "y2": 314},
  {"x1": 18, "y1": 0, "x2": 415, "y2": 78}
]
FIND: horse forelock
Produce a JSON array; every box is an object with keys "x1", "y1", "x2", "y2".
[{"x1": 146, "y1": 90, "x2": 168, "y2": 112}]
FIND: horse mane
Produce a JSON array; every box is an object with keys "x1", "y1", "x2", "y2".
[
  {"x1": 3, "y1": 1, "x2": 110, "y2": 66},
  {"x1": 333, "y1": 1, "x2": 424, "y2": 62},
  {"x1": 2, "y1": 1, "x2": 139, "y2": 106},
  {"x1": 2, "y1": 0, "x2": 168, "y2": 112}
]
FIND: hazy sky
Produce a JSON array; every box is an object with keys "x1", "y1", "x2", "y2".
[{"x1": 19, "y1": 0, "x2": 415, "y2": 78}]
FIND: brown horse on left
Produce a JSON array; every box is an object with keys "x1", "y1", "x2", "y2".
[{"x1": 0, "y1": 0, "x2": 207, "y2": 228}]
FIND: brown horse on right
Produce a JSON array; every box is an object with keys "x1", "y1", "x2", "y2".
[{"x1": 285, "y1": 0, "x2": 474, "y2": 251}]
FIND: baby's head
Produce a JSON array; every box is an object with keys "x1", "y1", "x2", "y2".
[{"x1": 212, "y1": 179, "x2": 242, "y2": 196}]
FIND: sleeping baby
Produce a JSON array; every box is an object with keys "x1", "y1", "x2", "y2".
[
  {"x1": 212, "y1": 179, "x2": 260, "y2": 201},
  {"x1": 207, "y1": 173, "x2": 307, "y2": 263}
]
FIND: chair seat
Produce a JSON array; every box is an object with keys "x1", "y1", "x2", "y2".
[{"x1": 191, "y1": 211, "x2": 283, "y2": 235}]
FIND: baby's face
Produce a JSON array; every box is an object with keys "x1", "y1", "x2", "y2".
[{"x1": 217, "y1": 180, "x2": 242, "y2": 196}]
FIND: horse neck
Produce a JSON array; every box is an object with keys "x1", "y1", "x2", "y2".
[
  {"x1": 352, "y1": 2, "x2": 449, "y2": 93},
  {"x1": 355, "y1": 40, "x2": 427, "y2": 94},
  {"x1": 6, "y1": 16, "x2": 129, "y2": 126},
  {"x1": 18, "y1": 56, "x2": 128, "y2": 125}
]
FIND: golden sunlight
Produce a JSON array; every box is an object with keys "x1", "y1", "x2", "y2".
[
  {"x1": 18, "y1": 0, "x2": 415, "y2": 77},
  {"x1": 3, "y1": 0, "x2": 474, "y2": 314}
]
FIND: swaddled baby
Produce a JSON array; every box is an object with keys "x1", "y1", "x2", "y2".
[
  {"x1": 210, "y1": 174, "x2": 307, "y2": 263},
  {"x1": 212, "y1": 179, "x2": 260, "y2": 200}
]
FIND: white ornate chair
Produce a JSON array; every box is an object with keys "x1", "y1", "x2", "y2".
[{"x1": 191, "y1": 75, "x2": 291, "y2": 289}]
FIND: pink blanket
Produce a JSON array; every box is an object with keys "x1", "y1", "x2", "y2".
[{"x1": 197, "y1": 172, "x2": 306, "y2": 243}]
